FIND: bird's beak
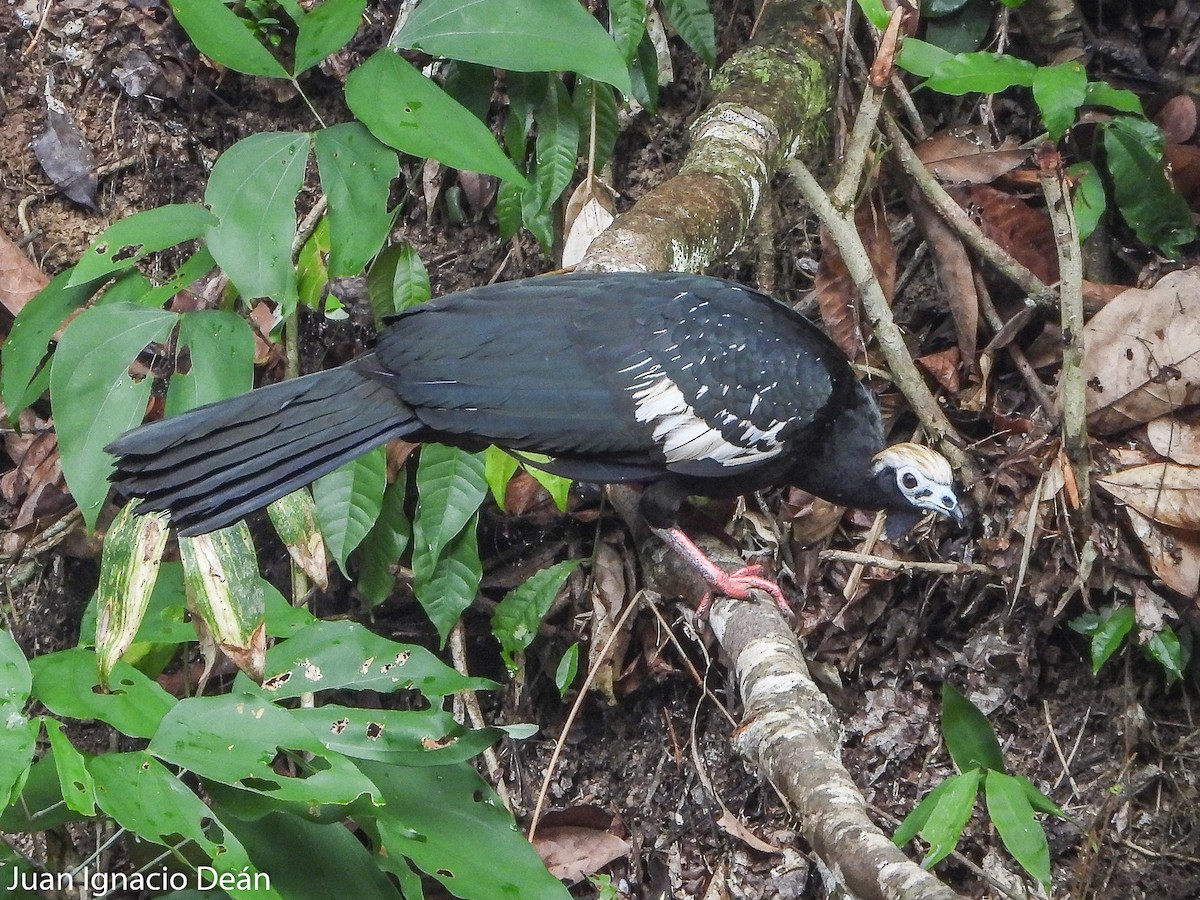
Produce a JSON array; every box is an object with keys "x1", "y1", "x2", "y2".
[{"x1": 949, "y1": 502, "x2": 965, "y2": 528}]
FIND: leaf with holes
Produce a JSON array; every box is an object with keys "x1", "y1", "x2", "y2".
[{"x1": 314, "y1": 123, "x2": 399, "y2": 277}]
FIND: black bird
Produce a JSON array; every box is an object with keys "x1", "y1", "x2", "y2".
[{"x1": 107, "y1": 272, "x2": 963, "y2": 614}]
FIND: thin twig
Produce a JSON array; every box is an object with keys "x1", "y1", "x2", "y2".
[
  {"x1": 787, "y1": 158, "x2": 977, "y2": 482},
  {"x1": 829, "y1": 10, "x2": 900, "y2": 211},
  {"x1": 449, "y1": 620, "x2": 512, "y2": 811},
  {"x1": 821, "y1": 548, "x2": 995, "y2": 576},
  {"x1": 528, "y1": 591, "x2": 643, "y2": 841},
  {"x1": 1036, "y1": 144, "x2": 1091, "y2": 533}
]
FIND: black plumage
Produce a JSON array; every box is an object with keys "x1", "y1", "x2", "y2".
[{"x1": 108, "y1": 272, "x2": 962, "y2": 611}]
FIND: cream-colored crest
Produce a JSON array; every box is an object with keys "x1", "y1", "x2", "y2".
[{"x1": 871, "y1": 442, "x2": 954, "y2": 484}]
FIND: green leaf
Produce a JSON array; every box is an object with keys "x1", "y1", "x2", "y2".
[
  {"x1": 985, "y1": 770, "x2": 1052, "y2": 886},
  {"x1": 443, "y1": 60, "x2": 496, "y2": 121},
  {"x1": 1142, "y1": 622, "x2": 1187, "y2": 683},
  {"x1": 1084, "y1": 80, "x2": 1144, "y2": 115},
  {"x1": 298, "y1": 216, "x2": 332, "y2": 309},
  {"x1": 394, "y1": 0, "x2": 632, "y2": 95},
  {"x1": 609, "y1": 0, "x2": 647, "y2": 62},
  {"x1": 925, "y1": 4, "x2": 992, "y2": 56},
  {"x1": 205, "y1": 132, "x2": 311, "y2": 308},
  {"x1": 67, "y1": 204, "x2": 217, "y2": 287},
  {"x1": 150, "y1": 693, "x2": 380, "y2": 807},
  {"x1": 0, "y1": 629, "x2": 36, "y2": 810},
  {"x1": 43, "y1": 718, "x2": 96, "y2": 816},
  {"x1": 164, "y1": 310, "x2": 256, "y2": 416},
  {"x1": 660, "y1": 0, "x2": 716, "y2": 67},
  {"x1": 347, "y1": 51, "x2": 525, "y2": 184},
  {"x1": 89, "y1": 751, "x2": 271, "y2": 895},
  {"x1": 313, "y1": 445, "x2": 388, "y2": 576},
  {"x1": 532, "y1": 78, "x2": 580, "y2": 213},
  {"x1": 212, "y1": 808, "x2": 402, "y2": 900},
  {"x1": 628, "y1": 25, "x2": 659, "y2": 112},
  {"x1": 314, "y1": 123, "x2": 399, "y2": 277},
  {"x1": 919, "y1": 769, "x2": 981, "y2": 868},
  {"x1": 367, "y1": 242, "x2": 430, "y2": 327},
  {"x1": 1014, "y1": 773, "x2": 1068, "y2": 820},
  {"x1": 1085, "y1": 605, "x2": 1134, "y2": 674},
  {"x1": 1, "y1": 268, "x2": 102, "y2": 418},
  {"x1": 170, "y1": 0, "x2": 290, "y2": 78},
  {"x1": 941, "y1": 682, "x2": 1005, "y2": 773},
  {"x1": 1103, "y1": 118, "x2": 1197, "y2": 258},
  {"x1": 573, "y1": 77, "x2": 620, "y2": 174},
  {"x1": 293, "y1": 0, "x2": 368, "y2": 75},
  {"x1": 1032, "y1": 61, "x2": 1088, "y2": 140},
  {"x1": 925, "y1": 0, "x2": 970, "y2": 14},
  {"x1": 854, "y1": 0, "x2": 890, "y2": 29},
  {"x1": 894, "y1": 775, "x2": 958, "y2": 846},
  {"x1": 1069, "y1": 161, "x2": 1106, "y2": 243},
  {"x1": 412, "y1": 445, "x2": 487, "y2": 576},
  {"x1": 362, "y1": 759, "x2": 572, "y2": 900},
  {"x1": 924, "y1": 52, "x2": 1036, "y2": 95},
  {"x1": 896, "y1": 39, "x2": 954, "y2": 78},
  {"x1": 555, "y1": 642, "x2": 580, "y2": 696},
  {"x1": 354, "y1": 478, "x2": 411, "y2": 608},
  {"x1": 492, "y1": 560, "x2": 581, "y2": 670},
  {"x1": 292, "y1": 705, "x2": 503, "y2": 766},
  {"x1": 484, "y1": 445, "x2": 521, "y2": 511},
  {"x1": 137, "y1": 245, "x2": 219, "y2": 310},
  {"x1": 496, "y1": 178, "x2": 524, "y2": 240},
  {"x1": 525, "y1": 464, "x2": 572, "y2": 511},
  {"x1": 52, "y1": 303, "x2": 177, "y2": 529},
  {"x1": 261, "y1": 619, "x2": 494, "y2": 699},
  {"x1": 30, "y1": 648, "x2": 176, "y2": 738},
  {"x1": 0, "y1": 628, "x2": 32, "y2": 709},
  {"x1": 413, "y1": 514, "x2": 482, "y2": 645}
]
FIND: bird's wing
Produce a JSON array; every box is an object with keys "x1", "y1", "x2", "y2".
[{"x1": 372, "y1": 273, "x2": 849, "y2": 480}]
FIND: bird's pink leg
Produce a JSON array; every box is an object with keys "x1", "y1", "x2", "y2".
[{"x1": 653, "y1": 527, "x2": 791, "y2": 617}]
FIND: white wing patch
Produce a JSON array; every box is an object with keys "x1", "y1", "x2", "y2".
[{"x1": 626, "y1": 362, "x2": 784, "y2": 468}]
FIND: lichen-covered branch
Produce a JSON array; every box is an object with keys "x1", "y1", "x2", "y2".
[
  {"x1": 578, "y1": 3, "x2": 835, "y2": 272},
  {"x1": 709, "y1": 592, "x2": 966, "y2": 900}
]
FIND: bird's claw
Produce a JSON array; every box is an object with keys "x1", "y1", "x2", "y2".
[{"x1": 695, "y1": 565, "x2": 792, "y2": 618}]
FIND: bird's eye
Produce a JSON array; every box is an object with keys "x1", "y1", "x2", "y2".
[
  {"x1": 943, "y1": 495, "x2": 956, "y2": 507},
  {"x1": 901, "y1": 472, "x2": 919, "y2": 490}
]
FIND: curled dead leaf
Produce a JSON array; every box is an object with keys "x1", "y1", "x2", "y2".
[
  {"x1": 1096, "y1": 462, "x2": 1200, "y2": 530},
  {"x1": 1083, "y1": 269, "x2": 1200, "y2": 434},
  {"x1": 562, "y1": 178, "x2": 617, "y2": 268},
  {"x1": 1124, "y1": 507, "x2": 1200, "y2": 598},
  {"x1": 1146, "y1": 414, "x2": 1200, "y2": 466},
  {"x1": 915, "y1": 127, "x2": 1028, "y2": 185}
]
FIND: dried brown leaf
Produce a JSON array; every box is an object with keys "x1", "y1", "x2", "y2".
[
  {"x1": 1096, "y1": 462, "x2": 1200, "y2": 530},
  {"x1": 1146, "y1": 414, "x2": 1200, "y2": 465},
  {"x1": 562, "y1": 178, "x2": 616, "y2": 268},
  {"x1": 1083, "y1": 269, "x2": 1200, "y2": 434},
  {"x1": 915, "y1": 127, "x2": 1029, "y2": 185},
  {"x1": 1156, "y1": 94, "x2": 1198, "y2": 145},
  {"x1": 917, "y1": 346, "x2": 962, "y2": 393},
  {"x1": 950, "y1": 184, "x2": 1059, "y2": 285},
  {"x1": 0, "y1": 230, "x2": 49, "y2": 321},
  {"x1": 1124, "y1": 507, "x2": 1200, "y2": 598},
  {"x1": 908, "y1": 189, "x2": 978, "y2": 368},
  {"x1": 532, "y1": 825, "x2": 630, "y2": 883},
  {"x1": 813, "y1": 192, "x2": 895, "y2": 361}
]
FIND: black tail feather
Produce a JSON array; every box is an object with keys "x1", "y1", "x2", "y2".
[{"x1": 107, "y1": 365, "x2": 420, "y2": 535}]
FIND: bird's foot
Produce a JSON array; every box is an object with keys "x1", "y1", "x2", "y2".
[
  {"x1": 653, "y1": 527, "x2": 791, "y2": 618},
  {"x1": 694, "y1": 565, "x2": 790, "y2": 618}
]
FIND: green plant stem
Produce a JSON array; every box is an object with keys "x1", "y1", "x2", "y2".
[{"x1": 1037, "y1": 148, "x2": 1092, "y2": 532}]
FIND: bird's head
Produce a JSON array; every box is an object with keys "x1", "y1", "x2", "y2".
[{"x1": 871, "y1": 442, "x2": 965, "y2": 539}]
